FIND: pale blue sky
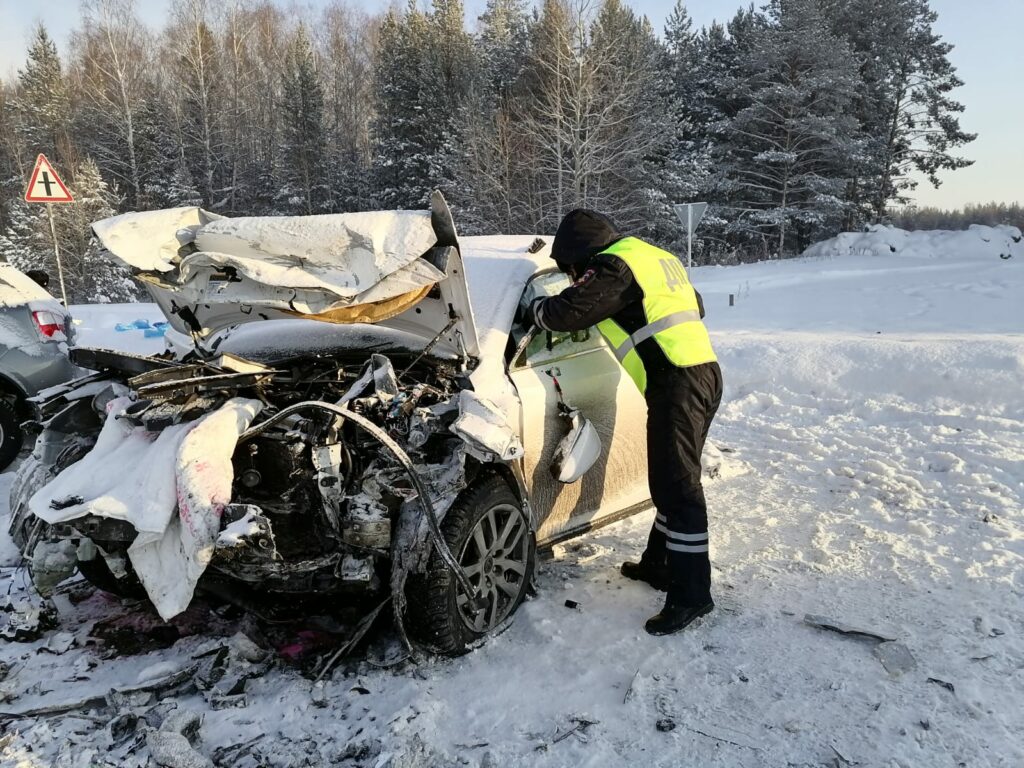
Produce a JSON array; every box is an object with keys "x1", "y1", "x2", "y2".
[{"x1": 1, "y1": 0, "x2": 1019, "y2": 209}]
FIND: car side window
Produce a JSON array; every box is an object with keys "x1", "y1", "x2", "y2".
[{"x1": 511, "y1": 271, "x2": 604, "y2": 369}]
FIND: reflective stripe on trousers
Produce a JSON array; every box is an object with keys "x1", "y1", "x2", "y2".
[
  {"x1": 655, "y1": 512, "x2": 709, "y2": 553},
  {"x1": 609, "y1": 309, "x2": 703, "y2": 364}
]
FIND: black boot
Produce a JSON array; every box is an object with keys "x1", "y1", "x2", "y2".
[
  {"x1": 644, "y1": 598, "x2": 714, "y2": 636},
  {"x1": 620, "y1": 560, "x2": 669, "y2": 591}
]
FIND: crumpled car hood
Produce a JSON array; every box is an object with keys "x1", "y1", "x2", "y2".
[{"x1": 92, "y1": 192, "x2": 479, "y2": 359}]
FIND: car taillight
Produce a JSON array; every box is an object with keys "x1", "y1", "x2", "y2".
[{"x1": 32, "y1": 310, "x2": 65, "y2": 340}]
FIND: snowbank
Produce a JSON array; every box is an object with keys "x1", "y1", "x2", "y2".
[{"x1": 802, "y1": 223, "x2": 1023, "y2": 261}]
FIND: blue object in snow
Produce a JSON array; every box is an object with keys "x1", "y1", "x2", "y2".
[
  {"x1": 114, "y1": 323, "x2": 135, "y2": 332},
  {"x1": 143, "y1": 326, "x2": 168, "y2": 338},
  {"x1": 132, "y1": 319, "x2": 152, "y2": 329}
]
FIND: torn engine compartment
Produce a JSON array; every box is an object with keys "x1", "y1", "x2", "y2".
[{"x1": 14, "y1": 339, "x2": 528, "y2": 641}]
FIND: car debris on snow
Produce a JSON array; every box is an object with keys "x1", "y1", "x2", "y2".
[
  {"x1": 802, "y1": 613, "x2": 899, "y2": 643},
  {"x1": 0, "y1": 594, "x2": 57, "y2": 641},
  {"x1": 926, "y1": 677, "x2": 956, "y2": 694},
  {"x1": 534, "y1": 714, "x2": 600, "y2": 751}
]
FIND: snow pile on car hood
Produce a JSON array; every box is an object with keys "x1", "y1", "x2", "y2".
[
  {"x1": 91, "y1": 206, "x2": 445, "y2": 315},
  {"x1": 29, "y1": 397, "x2": 263, "y2": 620},
  {"x1": 802, "y1": 223, "x2": 1024, "y2": 261}
]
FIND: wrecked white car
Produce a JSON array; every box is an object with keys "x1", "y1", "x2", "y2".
[{"x1": 9, "y1": 193, "x2": 652, "y2": 655}]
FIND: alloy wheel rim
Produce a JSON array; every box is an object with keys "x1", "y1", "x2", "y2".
[{"x1": 456, "y1": 502, "x2": 530, "y2": 633}]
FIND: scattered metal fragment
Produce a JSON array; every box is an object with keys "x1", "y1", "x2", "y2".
[
  {"x1": 0, "y1": 662, "x2": 199, "y2": 720},
  {"x1": 803, "y1": 614, "x2": 899, "y2": 643},
  {"x1": 656, "y1": 717, "x2": 676, "y2": 732},
  {"x1": 927, "y1": 677, "x2": 955, "y2": 694},
  {"x1": 830, "y1": 743, "x2": 858, "y2": 766},
  {"x1": 41, "y1": 631, "x2": 76, "y2": 655},
  {"x1": 564, "y1": 599, "x2": 581, "y2": 611},
  {"x1": 623, "y1": 666, "x2": 641, "y2": 704},
  {"x1": 314, "y1": 598, "x2": 390, "y2": 683},
  {"x1": 0, "y1": 596, "x2": 58, "y2": 642},
  {"x1": 535, "y1": 716, "x2": 599, "y2": 751}
]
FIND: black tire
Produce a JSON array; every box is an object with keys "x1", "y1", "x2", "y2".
[
  {"x1": 0, "y1": 398, "x2": 24, "y2": 472},
  {"x1": 77, "y1": 557, "x2": 148, "y2": 600},
  {"x1": 406, "y1": 475, "x2": 535, "y2": 655}
]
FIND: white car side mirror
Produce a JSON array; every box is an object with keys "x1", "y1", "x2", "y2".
[{"x1": 551, "y1": 406, "x2": 602, "y2": 484}]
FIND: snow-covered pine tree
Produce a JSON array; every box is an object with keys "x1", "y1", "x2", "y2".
[
  {"x1": 372, "y1": 0, "x2": 475, "y2": 210},
  {"x1": 477, "y1": 0, "x2": 531, "y2": 106},
  {"x1": 62, "y1": 157, "x2": 138, "y2": 302},
  {"x1": 135, "y1": 90, "x2": 192, "y2": 209},
  {"x1": 454, "y1": 0, "x2": 532, "y2": 233},
  {"x1": 646, "y1": 1, "x2": 713, "y2": 252},
  {"x1": 279, "y1": 25, "x2": 328, "y2": 215},
  {"x1": 718, "y1": 0, "x2": 862, "y2": 257},
  {"x1": 9, "y1": 25, "x2": 72, "y2": 164},
  {"x1": 372, "y1": 4, "x2": 434, "y2": 210},
  {"x1": 827, "y1": 0, "x2": 975, "y2": 222}
]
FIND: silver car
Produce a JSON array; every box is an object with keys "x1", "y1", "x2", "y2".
[
  {"x1": 0, "y1": 263, "x2": 76, "y2": 470},
  {"x1": 10, "y1": 195, "x2": 650, "y2": 655}
]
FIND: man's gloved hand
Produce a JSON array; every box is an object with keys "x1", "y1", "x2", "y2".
[
  {"x1": 516, "y1": 295, "x2": 545, "y2": 329},
  {"x1": 517, "y1": 283, "x2": 543, "y2": 326}
]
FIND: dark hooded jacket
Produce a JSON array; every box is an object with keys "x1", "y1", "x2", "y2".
[{"x1": 530, "y1": 210, "x2": 704, "y2": 378}]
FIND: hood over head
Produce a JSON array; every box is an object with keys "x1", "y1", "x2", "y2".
[{"x1": 550, "y1": 209, "x2": 622, "y2": 270}]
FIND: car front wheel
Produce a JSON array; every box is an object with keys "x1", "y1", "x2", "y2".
[{"x1": 406, "y1": 475, "x2": 535, "y2": 655}]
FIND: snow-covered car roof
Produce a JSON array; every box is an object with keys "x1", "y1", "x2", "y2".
[{"x1": 0, "y1": 263, "x2": 56, "y2": 308}]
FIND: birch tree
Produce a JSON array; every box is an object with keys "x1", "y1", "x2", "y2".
[
  {"x1": 75, "y1": 0, "x2": 151, "y2": 208},
  {"x1": 171, "y1": 0, "x2": 223, "y2": 207}
]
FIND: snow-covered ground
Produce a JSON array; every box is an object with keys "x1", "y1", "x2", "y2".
[
  {"x1": 1, "y1": 226, "x2": 1022, "y2": 767},
  {"x1": 68, "y1": 303, "x2": 169, "y2": 356}
]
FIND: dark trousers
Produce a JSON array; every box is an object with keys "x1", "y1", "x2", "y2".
[{"x1": 640, "y1": 361, "x2": 723, "y2": 605}]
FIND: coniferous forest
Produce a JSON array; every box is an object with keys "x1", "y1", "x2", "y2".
[{"x1": 0, "y1": 0, "x2": 977, "y2": 302}]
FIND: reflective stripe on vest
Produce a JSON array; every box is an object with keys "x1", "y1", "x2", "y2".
[{"x1": 595, "y1": 237, "x2": 717, "y2": 393}]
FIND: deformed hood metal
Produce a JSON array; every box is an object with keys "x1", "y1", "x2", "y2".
[{"x1": 92, "y1": 193, "x2": 479, "y2": 359}]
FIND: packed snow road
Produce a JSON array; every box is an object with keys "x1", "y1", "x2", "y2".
[{"x1": 1, "y1": 226, "x2": 1022, "y2": 767}]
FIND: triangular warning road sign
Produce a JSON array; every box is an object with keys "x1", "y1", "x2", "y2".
[{"x1": 24, "y1": 154, "x2": 74, "y2": 203}]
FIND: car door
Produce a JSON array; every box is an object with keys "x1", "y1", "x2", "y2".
[{"x1": 507, "y1": 270, "x2": 651, "y2": 546}]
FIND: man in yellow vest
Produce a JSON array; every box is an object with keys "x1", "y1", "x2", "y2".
[{"x1": 526, "y1": 210, "x2": 723, "y2": 635}]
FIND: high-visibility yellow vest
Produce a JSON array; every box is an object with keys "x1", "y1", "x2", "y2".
[{"x1": 595, "y1": 237, "x2": 717, "y2": 394}]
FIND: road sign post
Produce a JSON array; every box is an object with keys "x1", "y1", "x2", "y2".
[
  {"x1": 673, "y1": 202, "x2": 708, "y2": 274},
  {"x1": 24, "y1": 154, "x2": 74, "y2": 306}
]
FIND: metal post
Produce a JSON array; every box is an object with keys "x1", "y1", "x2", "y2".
[
  {"x1": 47, "y1": 203, "x2": 68, "y2": 307},
  {"x1": 687, "y1": 205, "x2": 693, "y2": 273}
]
